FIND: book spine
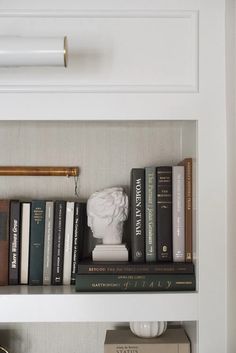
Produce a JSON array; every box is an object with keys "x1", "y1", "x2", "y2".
[
  {"x1": 145, "y1": 167, "x2": 156, "y2": 262},
  {"x1": 0, "y1": 200, "x2": 10, "y2": 286},
  {"x1": 77, "y1": 262, "x2": 194, "y2": 274},
  {"x1": 131, "y1": 169, "x2": 145, "y2": 262},
  {"x1": 63, "y1": 201, "x2": 75, "y2": 285},
  {"x1": 71, "y1": 202, "x2": 86, "y2": 284},
  {"x1": 156, "y1": 167, "x2": 172, "y2": 261},
  {"x1": 173, "y1": 166, "x2": 185, "y2": 262},
  {"x1": 9, "y1": 200, "x2": 21, "y2": 284},
  {"x1": 76, "y1": 274, "x2": 195, "y2": 292},
  {"x1": 20, "y1": 202, "x2": 31, "y2": 285},
  {"x1": 43, "y1": 201, "x2": 54, "y2": 285},
  {"x1": 185, "y1": 159, "x2": 193, "y2": 262},
  {"x1": 52, "y1": 200, "x2": 66, "y2": 285},
  {"x1": 29, "y1": 201, "x2": 46, "y2": 285}
]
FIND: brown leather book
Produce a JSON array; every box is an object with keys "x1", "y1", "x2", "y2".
[
  {"x1": 178, "y1": 158, "x2": 193, "y2": 262},
  {"x1": 0, "y1": 200, "x2": 10, "y2": 285}
]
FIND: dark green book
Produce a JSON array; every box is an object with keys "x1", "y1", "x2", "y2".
[
  {"x1": 131, "y1": 169, "x2": 145, "y2": 262},
  {"x1": 29, "y1": 201, "x2": 46, "y2": 285},
  {"x1": 75, "y1": 273, "x2": 195, "y2": 292}
]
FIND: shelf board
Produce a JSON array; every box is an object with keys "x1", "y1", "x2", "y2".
[{"x1": 0, "y1": 286, "x2": 198, "y2": 322}]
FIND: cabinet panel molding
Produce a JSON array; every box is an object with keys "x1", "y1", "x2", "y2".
[{"x1": 0, "y1": 10, "x2": 199, "y2": 93}]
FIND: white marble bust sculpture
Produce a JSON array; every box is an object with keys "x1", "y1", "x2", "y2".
[{"x1": 87, "y1": 187, "x2": 128, "y2": 245}]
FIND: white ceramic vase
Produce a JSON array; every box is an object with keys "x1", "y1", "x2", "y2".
[{"x1": 129, "y1": 321, "x2": 167, "y2": 338}]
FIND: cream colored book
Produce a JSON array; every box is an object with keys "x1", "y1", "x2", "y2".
[
  {"x1": 173, "y1": 166, "x2": 185, "y2": 262},
  {"x1": 20, "y1": 203, "x2": 31, "y2": 284},
  {"x1": 104, "y1": 328, "x2": 190, "y2": 353},
  {"x1": 43, "y1": 201, "x2": 54, "y2": 285}
]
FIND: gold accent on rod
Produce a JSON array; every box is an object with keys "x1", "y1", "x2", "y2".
[
  {"x1": 0, "y1": 346, "x2": 9, "y2": 353},
  {"x1": 64, "y1": 36, "x2": 68, "y2": 68},
  {"x1": 0, "y1": 166, "x2": 79, "y2": 177}
]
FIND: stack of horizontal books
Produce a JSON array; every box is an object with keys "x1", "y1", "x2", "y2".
[
  {"x1": 75, "y1": 261, "x2": 195, "y2": 292},
  {"x1": 104, "y1": 327, "x2": 190, "y2": 353}
]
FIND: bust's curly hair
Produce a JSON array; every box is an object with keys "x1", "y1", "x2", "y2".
[{"x1": 87, "y1": 187, "x2": 128, "y2": 224}]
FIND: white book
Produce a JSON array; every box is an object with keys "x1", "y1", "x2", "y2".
[
  {"x1": 172, "y1": 166, "x2": 185, "y2": 262},
  {"x1": 20, "y1": 203, "x2": 31, "y2": 284},
  {"x1": 43, "y1": 201, "x2": 54, "y2": 285},
  {"x1": 63, "y1": 201, "x2": 75, "y2": 285}
]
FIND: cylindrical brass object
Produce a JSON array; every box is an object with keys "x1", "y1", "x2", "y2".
[
  {"x1": 0, "y1": 166, "x2": 79, "y2": 177},
  {"x1": 0, "y1": 346, "x2": 9, "y2": 353}
]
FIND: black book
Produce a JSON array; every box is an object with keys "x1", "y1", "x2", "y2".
[
  {"x1": 29, "y1": 200, "x2": 46, "y2": 285},
  {"x1": 71, "y1": 202, "x2": 86, "y2": 285},
  {"x1": 130, "y1": 169, "x2": 145, "y2": 262},
  {"x1": 156, "y1": 167, "x2": 173, "y2": 261},
  {"x1": 77, "y1": 261, "x2": 194, "y2": 274},
  {"x1": 9, "y1": 200, "x2": 21, "y2": 285},
  {"x1": 52, "y1": 200, "x2": 66, "y2": 285},
  {"x1": 76, "y1": 273, "x2": 195, "y2": 292},
  {"x1": 0, "y1": 200, "x2": 10, "y2": 286}
]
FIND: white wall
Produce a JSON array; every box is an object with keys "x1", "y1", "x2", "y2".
[
  {"x1": 0, "y1": 120, "x2": 189, "y2": 200},
  {"x1": 0, "y1": 323, "x2": 122, "y2": 353},
  {"x1": 226, "y1": 1, "x2": 236, "y2": 352}
]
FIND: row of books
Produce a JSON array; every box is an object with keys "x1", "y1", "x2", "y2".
[
  {"x1": 0, "y1": 199, "x2": 86, "y2": 286},
  {"x1": 130, "y1": 158, "x2": 192, "y2": 263}
]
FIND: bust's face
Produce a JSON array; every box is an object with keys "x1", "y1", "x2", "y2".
[
  {"x1": 88, "y1": 214, "x2": 109, "y2": 239},
  {"x1": 87, "y1": 187, "x2": 128, "y2": 244}
]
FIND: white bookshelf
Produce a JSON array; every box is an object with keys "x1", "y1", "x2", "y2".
[
  {"x1": 0, "y1": 288, "x2": 198, "y2": 322},
  {"x1": 0, "y1": 0, "x2": 230, "y2": 353}
]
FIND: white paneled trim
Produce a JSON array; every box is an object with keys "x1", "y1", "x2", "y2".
[
  {"x1": 0, "y1": 10, "x2": 199, "y2": 94},
  {"x1": 0, "y1": 9, "x2": 196, "y2": 18},
  {"x1": 0, "y1": 84, "x2": 198, "y2": 94}
]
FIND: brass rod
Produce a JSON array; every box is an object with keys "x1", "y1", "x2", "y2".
[{"x1": 0, "y1": 166, "x2": 79, "y2": 177}]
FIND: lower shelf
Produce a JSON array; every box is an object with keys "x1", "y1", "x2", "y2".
[
  {"x1": 0, "y1": 286, "x2": 198, "y2": 322},
  {"x1": 0, "y1": 322, "x2": 198, "y2": 353}
]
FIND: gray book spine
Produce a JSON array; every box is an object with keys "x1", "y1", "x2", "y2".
[
  {"x1": 43, "y1": 201, "x2": 54, "y2": 285},
  {"x1": 63, "y1": 201, "x2": 75, "y2": 285},
  {"x1": 173, "y1": 166, "x2": 185, "y2": 262},
  {"x1": 145, "y1": 167, "x2": 156, "y2": 262}
]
